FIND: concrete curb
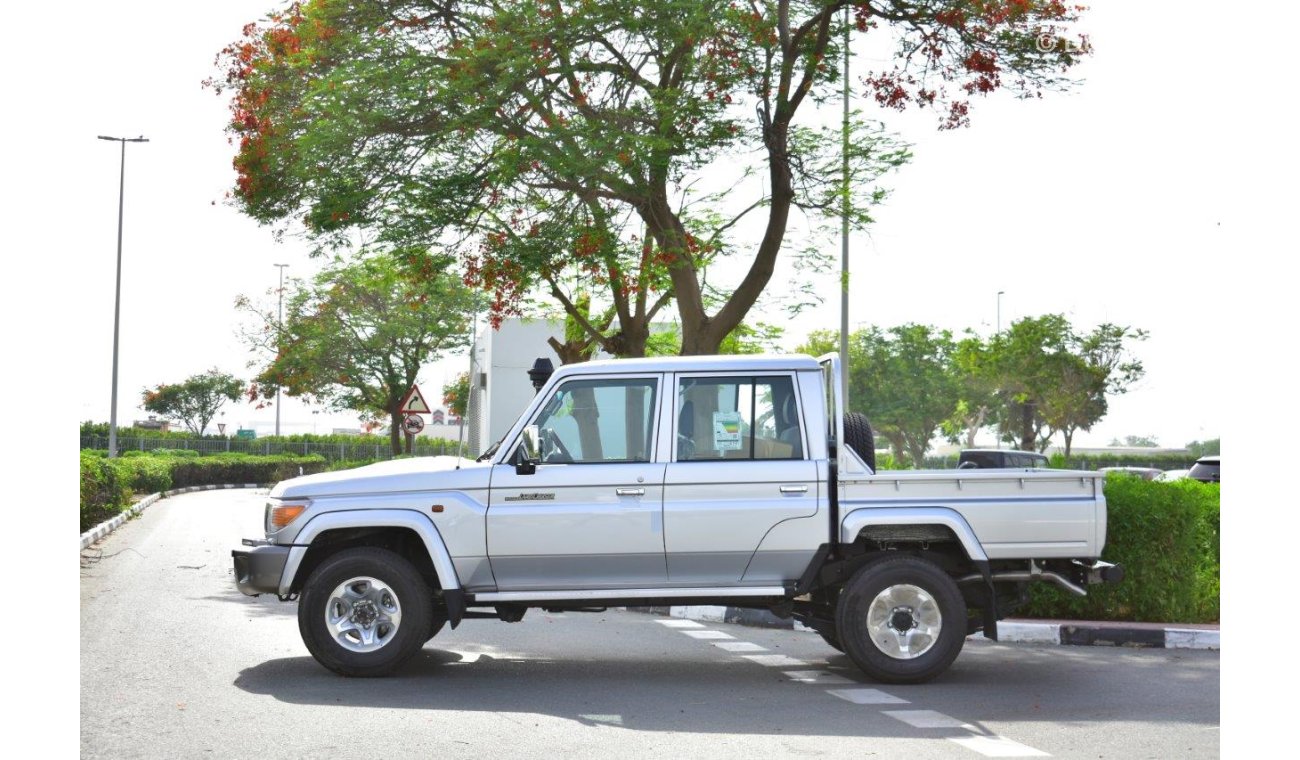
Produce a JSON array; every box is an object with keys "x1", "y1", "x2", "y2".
[
  {"x1": 79, "y1": 484, "x2": 266, "y2": 551},
  {"x1": 631, "y1": 605, "x2": 1220, "y2": 651}
]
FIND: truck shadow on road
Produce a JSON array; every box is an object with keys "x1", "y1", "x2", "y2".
[
  {"x1": 196, "y1": 593, "x2": 298, "y2": 618},
  {"x1": 232, "y1": 639, "x2": 1218, "y2": 738},
  {"x1": 233, "y1": 651, "x2": 927, "y2": 738}
]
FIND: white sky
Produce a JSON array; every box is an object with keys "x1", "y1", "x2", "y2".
[
  {"x1": 9, "y1": 2, "x2": 1293, "y2": 750},
  {"x1": 7, "y1": 0, "x2": 1254, "y2": 450}
]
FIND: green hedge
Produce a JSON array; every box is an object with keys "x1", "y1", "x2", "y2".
[
  {"x1": 80, "y1": 452, "x2": 133, "y2": 532},
  {"x1": 166, "y1": 453, "x2": 328, "y2": 489},
  {"x1": 79, "y1": 452, "x2": 329, "y2": 534},
  {"x1": 1018, "y1": 475, "x2": 1220, "y2": 623}
]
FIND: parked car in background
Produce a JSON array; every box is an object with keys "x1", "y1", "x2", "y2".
[
  {"x1": 1157, "y1": 469, "x2": 1191, "y2": 481},
  {"x1": 1188, "y1": 456, "x2": 1220, "y2": 483},
  {"x1": 1097, "y1": 466, "x2": 1162, "y2": 480},
  {"x1": 957, "y1": 449, "x2": 1049, "y2": 469}
]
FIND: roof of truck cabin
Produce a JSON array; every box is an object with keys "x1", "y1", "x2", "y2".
[{"x1": 549, "y1": 354, "x2": 824, "y2": 377}]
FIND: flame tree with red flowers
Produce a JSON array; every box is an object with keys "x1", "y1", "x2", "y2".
[{"x1": 211, "y1": 1, "x2": 1088, "y2": 356}]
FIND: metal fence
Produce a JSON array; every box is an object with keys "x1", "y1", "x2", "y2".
[{"x1": 80, "y1": 436, "x2": 470, "y2": 462}]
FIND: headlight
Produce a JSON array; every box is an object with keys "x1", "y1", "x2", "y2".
[{"x1": 265, "y1": 499, "x2": 310, "y2": 534}]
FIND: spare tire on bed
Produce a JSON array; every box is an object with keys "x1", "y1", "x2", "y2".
[{"x1": 843, "y1": 412, "x2": 876, "y2": 470}]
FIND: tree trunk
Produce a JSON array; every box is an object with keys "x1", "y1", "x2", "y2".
[
  {"x1": 1019, "y1": 403, "x2": 1035, "y2": 452},
  {"x1": 389, "y1": 409, "x2": 402, "y2": 455}
]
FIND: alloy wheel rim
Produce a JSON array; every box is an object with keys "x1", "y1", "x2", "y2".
[
  {"x1": 325, "y1": 576, "x2": 402, "y2": 653},
  {"x1": 865, "y1": 583, "x2": 942, "y2": 660}
]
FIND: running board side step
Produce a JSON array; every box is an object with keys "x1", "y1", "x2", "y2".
[{"x1": 471, "y1": 586, "x2": 788, "y2": 603}]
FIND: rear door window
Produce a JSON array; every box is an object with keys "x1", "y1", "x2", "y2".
[{"x1": 676, "y1": 375, "x2": 804, "y2": 461}]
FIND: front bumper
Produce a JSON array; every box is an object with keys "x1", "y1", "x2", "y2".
[{"x1": 232, "y1": 543, "x2": 291, "y2": 597}]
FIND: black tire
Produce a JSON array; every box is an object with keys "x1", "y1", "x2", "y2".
[
  {"x1": 298, "y1": 547, "x2": 433, "y2": 677},
  {"x1": 843, "y1": 412, "x2": 876, "y2": 470},
  {"x1": 835, "y1": 555, "x2": 966, "y2": 684}
]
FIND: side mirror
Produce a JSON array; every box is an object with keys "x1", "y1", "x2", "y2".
[{"x1": 516, "y1": 425, "x2": 541, "y2": 475}]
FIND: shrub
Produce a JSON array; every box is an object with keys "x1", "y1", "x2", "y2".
[
  {"x1": 120, "y1": 456, "x2": 173, "y2": 494},
  {"x1": 80, "y1": 452, "x2": 132, "y2": 533},
  {"x1": 79, "y1": 453, "x2": 329, "y2": 534},
  {"x1": 165, "y1": 454, "x2": 328, "y2": 489},
  {"x1": 1018, "y1": 476, "x2": 1220, "y2": 623}
]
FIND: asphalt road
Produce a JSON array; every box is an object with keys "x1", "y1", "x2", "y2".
[{"x1": 81, "y1": 490, "x2": 1220, "y2": 759}]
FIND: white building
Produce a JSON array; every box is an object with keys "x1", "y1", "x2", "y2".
[{"x1": 466, "y1": 318, "x2": 567, "y2": 455}]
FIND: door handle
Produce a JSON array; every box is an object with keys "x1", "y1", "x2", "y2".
[
  {"x1": 616, "y1": 488, "x2": 645, "y2": 496},
  {"x1": 779, "y1": 485, "x2": 808, "y2": 494}
]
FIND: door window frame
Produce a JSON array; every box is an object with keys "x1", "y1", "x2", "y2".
[
  {"x1": 668, "y1": 371, "x2": 808, "y2": 464},
  {"x1": 502, "y1": 373, "x2": 665, "y2": 465}
]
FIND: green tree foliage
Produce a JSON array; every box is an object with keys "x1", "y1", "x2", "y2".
[
  {"x1": 1186, "y1": 438, "x2": 1219, "y2": 458},
  {"x1": 984, "y1": 316, "x2": 1147, "y2": 456},
  {"x1": 141, "y1": 369, "x2": 244, "y2": 436},
  {"x1": 800, "y1": 315, "x2": 1147, "y2": 462},
  {"x1": 941, "y1": 334, "x2": 999, "y2": 447},
  {"x1": 210, "y1": 0, "x2": 1086, "y2": 356},
  {"x1": 238, "y1": 249, "x2": 473, "y2": 454},
  {"x1": 801, "y1": 324, "x2": 959, "y2": 466}
]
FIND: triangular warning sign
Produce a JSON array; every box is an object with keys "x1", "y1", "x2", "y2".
[{"x1": 398, "y1": 384, "x2": 432, "y2": 414}]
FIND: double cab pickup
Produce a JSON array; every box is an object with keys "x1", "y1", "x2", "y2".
[{"x1": 234, "y1": 354, "x2": 1120, "y2": 683}]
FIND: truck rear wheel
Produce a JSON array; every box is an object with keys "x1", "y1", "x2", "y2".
[
  {"x1": 835, "y1": 555, "x2": 966, "y2": 684},
  {"x1": 298, "y1": 547, "x2": 433, "y2": 677},
  {"x1": 843, "y1": 412, "x2": 876, "y2": 470}
]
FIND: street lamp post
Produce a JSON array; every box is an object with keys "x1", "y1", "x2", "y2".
[
  {"x1": 839, "y1": 3, "x2": 851, "y2": 409},
  {"x1": 997, "y1": 290, "x2": 1005, "y2": 335},
  {"x1": 274, "y1": 263, "x2": 289, "y2": 436},
  {"x1": 98, "y1": 135, "x2": 149, "y2": 458}
]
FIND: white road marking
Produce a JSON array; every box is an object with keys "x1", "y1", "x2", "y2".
[
  {"x1": 578, "y1": 714, "x2": 625, "y2": 726},
  {"x1": 826, "y1": 688, "x2": 910, "y2": 705},
  {"x1": 947, "y1": 735, "x2": 1050, "y2": 757},
  {"x1": 741, "y1": 654, "x2": 809, "y2": 667},
  {"x1": 883, "y1": 710, "x2": 975, "y2": 729},
  {"x1": 656, "y1": 619, "x2": 706, "y2": 628},
  {"x1": 884, "y1": 711, "x2": 1050, "y2": 757},
  {"x1": 783, "y1": 670, "x2": 854, "y2": 685},
  {"x1": 683, "y1": 630, "x2": 734, "y2": 640},
  {"x1": 713, "y1": 641, "x2": 767, "y2": 652}
]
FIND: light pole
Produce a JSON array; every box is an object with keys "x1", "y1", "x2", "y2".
[
  {"x1": 274, "y1": 263, "x2": 289, "y2": 436},
  {"x1": 98, "y1": 134, "x2": 149, "y2": 458},
  {"x1": 997, "y1": 290, "x2": 1005, "y2": 335},
  {"x1": 839, "y1": 3, "x2": 851, "y2": 408}
]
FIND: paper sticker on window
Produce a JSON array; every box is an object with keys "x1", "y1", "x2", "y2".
[{"x1": 713, "y1": 411, "x2": 743, "y2": 450}]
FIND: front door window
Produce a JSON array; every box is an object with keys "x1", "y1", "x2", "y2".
[{"x1": 532, "y1": 378, "x2": 657, "y2": 463}]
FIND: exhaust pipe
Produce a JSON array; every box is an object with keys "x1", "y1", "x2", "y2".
[{"x1": 958, "y1": 564, "x2": 1087, "y2": 597}]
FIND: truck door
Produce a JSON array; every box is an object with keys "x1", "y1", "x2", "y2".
[
  {"x1": 662, "y1": 372, "x2": 819, "y2": 585},
  {"x1": 487, "y1": 374, "x2": 667, "y2": 590}
]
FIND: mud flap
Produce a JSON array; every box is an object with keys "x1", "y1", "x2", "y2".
[
  {"x1": 975, "y1": 559, "x2": 998, "y2": 641},
  {"x1": 444, "y1": 588, "x2": 467, "y2": 629}
]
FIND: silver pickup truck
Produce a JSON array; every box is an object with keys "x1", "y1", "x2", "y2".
[{"x1": 233, "y1": 354, "x2": 1121, "y2": 683}]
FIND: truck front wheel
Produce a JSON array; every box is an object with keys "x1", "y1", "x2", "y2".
[
  {"x1": 298, "y1": 547, "x2": 433, "y2": 677},
  {"x1": 835, "y1": 555, "x2": 966, "y2": 684}
]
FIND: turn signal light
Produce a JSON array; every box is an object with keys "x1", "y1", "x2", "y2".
[{"x1": 270, "y1": 504, "x2": 307, "y2": 529}]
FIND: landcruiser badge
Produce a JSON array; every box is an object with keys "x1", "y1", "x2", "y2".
[{"x1": 504, "y1": 492, "x2": 556, "y2": 502}]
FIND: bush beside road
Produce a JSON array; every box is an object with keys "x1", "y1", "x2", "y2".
[
  {"x1": 1022, "y1": 476, "x2": 1220, "y2": 623},
  {"x1": 78, "y1": 451, "x2": 327, "y2": 532}
]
